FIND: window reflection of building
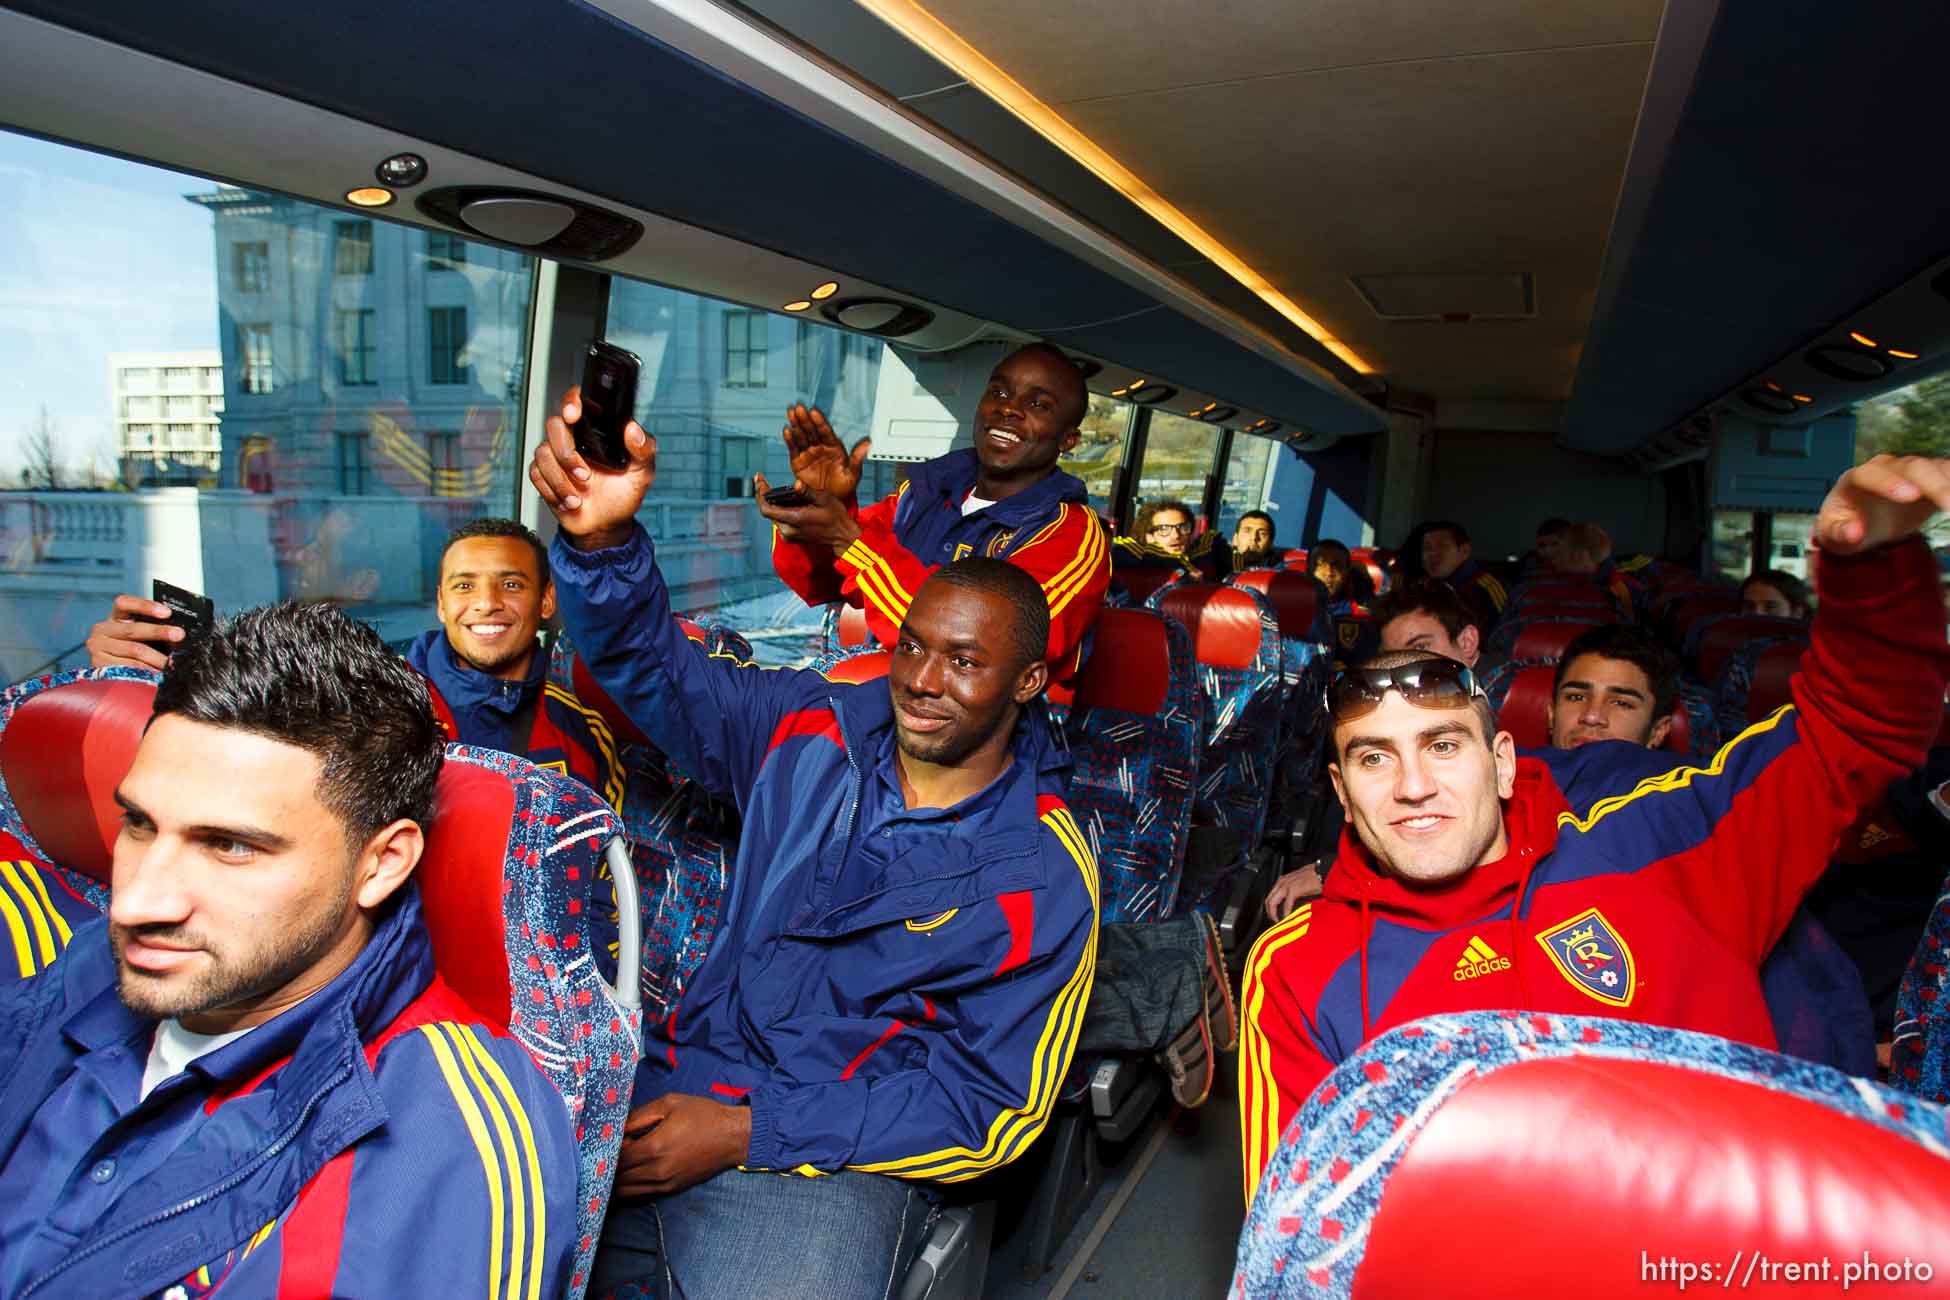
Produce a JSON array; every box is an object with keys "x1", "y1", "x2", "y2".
[{"x1": 108, "y1": 350, "x2": 223, "y2": 486}]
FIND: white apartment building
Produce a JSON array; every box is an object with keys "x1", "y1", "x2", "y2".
[{"x1": 109, "y1": 350, "x2": 224, "y2": 483}]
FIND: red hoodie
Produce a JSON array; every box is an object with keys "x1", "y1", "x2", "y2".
[{"x1": 1239, "y1": 538, "x2": 1950, "y2": 1202}]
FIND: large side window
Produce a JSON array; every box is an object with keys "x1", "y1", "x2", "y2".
[
  {"x1": 0, "y1": 129, "x2": 534, "y2": 680},
  {"x1": 1217, "y1": 433, "x2": 1278, "y2": 538},
  {"x1": 1060, "y1": 392, "x2": 1134, "y2": 520},
  {"x1": 1131, "y1": 410, "x2": 1222, "y2": 537}
]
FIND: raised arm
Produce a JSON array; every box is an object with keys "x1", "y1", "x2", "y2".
[
  {"x1": 1563, "y1": 455, "x2": 1950, "y2": 963},
  {"x1": 531, "y1": 388, "x2": 821, "y2": 804},
  {"x1": 762, "y1": 403, "x2": 873, "y2": 606}
]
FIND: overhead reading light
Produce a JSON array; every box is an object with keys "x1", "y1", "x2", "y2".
[
  {"x1": 345, "y1": 187, "x2": 394, "y2": 208},
  {"x1": 855, "y1": 0, "x2": 1373, "y2": 375},
  {"x1": 1805, "y1": 343, "x2": 1893, "y2": 382},
  {"x1": 1742, "y1": 388, "x2": 1800, "y2": 415},
  {"x1": 810, "y1": 281, "x2": 840, "y2": 301},
  {"x1": 1793, "y1": 393, "x2": 1813, "y2": 402},
  {"x1": 1889, "y1": 348, "x2": 1920, "y2": 359},
  {"x1": 783, "y1": 300, "x2": 812, "y2": 312},
  {"x1": 1849, "y1": 331, "x2": 1878, "y2": 348},
  {"x1": 1201, "y1": 405, "x2": 1239, "y2": 423},
  {"x1": 1125, "y1": 382, "x2": 1177, "y2": 404},
  {"x1": 374, "y1": 153, "x2": 428, "y2": 188},
  {"x1": 1110, "y1": 388, "x2": 1128, "y2": 398},
  {"x1": 1764, "y1": 380, "x2": 1784, "y2": 392}
]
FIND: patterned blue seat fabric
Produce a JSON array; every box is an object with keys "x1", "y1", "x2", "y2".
[
  {"x1": 1235, "y1": 1010, "x2": 1950, "y2": 1299},
  {"x1": 1048, "y1": 607, "x2": 1204, "y2": 924},
  {"x1": 1227, "y1": 570, "x2": 1334, "y2": 836},
  {"x1": 1713, "y1": 634, "x2": 1808, "y2": 738},
  {"x1": 422, "y1": 746, "x2": 643, "y2": 1300},
  {"x1": 1893, "y1": 878, "x2": 1950, "y2": 1104},
  {"x1": 1150, "y1": 582, "x2": 1286, "y2": 916}
]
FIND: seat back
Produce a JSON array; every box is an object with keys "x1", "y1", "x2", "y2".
[
  {"x1": 1509, "y1": 618, "x2": 1607, "y2": 661},
  {"x1": 1229, "y1": 569, "x2": 1333, "y2": 830},
  {"x1": 0, "y1": 668, "x2": 160, "y2": 889},
  {"x1": 425, "y1": 746, "x2": 642, "y2": 1300},
  {"x1": 811, "y1": 646, "x2": 892, "y2": 683},
  {"x1": 1050, "y1": 608, "x2": 1203, "y2": 923},
  {"x1": 1152, "y1": 583, "x2": 1285, "y2": 909},
  {"x1": 1743, "y1": 639, "x2": 1806, "y2": 723},
  {"x1": 1668, "y1": 590, "x2": 1744, "y2": 642},
  {"x1": 1348, "y1": 548, "x2": 1387, "y2": 596},
  {"x1": 1511, "y1": 578, "x2": 1615, "y2": 607},
  {"x1": 1510, "y1": 600, "x2": 1620, "y2": 623},
  {"x1": 1494, "y1": 662, "x2": 1559, "y2": 748},
  {"x1": 1695, "y1": 613, "x2": 1808, "y2": 683},
  {"x1": 1278, "y1": 548, "x2": 1309, "y2": 570},
  {"x1": 1236, "y1": 1012, "x2": 1950, "y2": 1300},
  {"x1": 1712, "y1": 635, "x2": 1808, "y2": 735},
  {"x1": 1113, "y1": 564, "x2": 1185, "y2": 605},
  {"x1": 1227, "y1": 568, "x2": 1324, "y2": 644}
]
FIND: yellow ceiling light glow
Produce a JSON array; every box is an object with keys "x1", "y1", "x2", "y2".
[
  {"x1": 1849, "y1": 331, "x2": 1878, "y2": 348},
  {"x1": 344, "y1": 187, "x2": 394, "y2": 207},
  {"x1": 855, "y1": 0, "x2": 1374, "y2": 376},
  {"x1": 811, "y1": 281, "x2": 840, "y2": 300},
  {"x1": 783, "y1": 300, "x2": 812, "y2": 312},
  {"x1": 1889, "y1": 348, "x2": 1920, "y2": 359}
]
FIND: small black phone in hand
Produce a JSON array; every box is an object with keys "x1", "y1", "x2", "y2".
[
  {"x1": 569, "y1": 340, "x2": 642, "y2": 470},
  {"x1": 762, "y1": 484, "x2": 813, "y2": 509},
  {"x1": 137, "y1": 579, "x2": 215, "y2": 655}
]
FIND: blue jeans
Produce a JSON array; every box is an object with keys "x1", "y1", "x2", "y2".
[{"x1": 589, "y1": 1168, "x2": 937, "y2": 1299}]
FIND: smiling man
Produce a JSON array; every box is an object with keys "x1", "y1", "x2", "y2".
[
  {"x1": 1237, "y1": 456, "x2": 1950, "y2": 1204},
  {"x1": 757, "y1": 341, "x2": 1109, "y2": 683},
  {"x1": 530, "y1": 406, "x2": 1097, "y2": 1294},
  {"x1": 0, "y1": 602, "x2": 576, "y2": 1297}
]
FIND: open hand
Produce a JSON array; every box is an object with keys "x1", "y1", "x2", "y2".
[
  {"x1": 781, "y1": 404, "x2": 871, "y2": 505},
  {"x1": 530, "y1": 385, "x2": 657, "y2": 551},
  {"x1": 1817, "y1": 454, "x2": 1950, "y2": 556}
]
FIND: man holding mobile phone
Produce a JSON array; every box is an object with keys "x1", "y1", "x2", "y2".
[
  {"x1": 754, "y1": 341, "x2": 1110, "y2": 683},
  {"x1": 530, "y1": 388, "x2": 1098, "y2": 1294}
]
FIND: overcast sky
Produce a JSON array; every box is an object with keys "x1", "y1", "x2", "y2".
[{"x1": 0, "y1": 130, "x2": 221, "y2": 479}]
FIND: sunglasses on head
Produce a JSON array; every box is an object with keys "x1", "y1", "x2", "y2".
[{"x1": 1329, "y1": 656, "x2": 1486, "y2": 722}]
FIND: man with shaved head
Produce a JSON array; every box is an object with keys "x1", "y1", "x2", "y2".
[{"x1": 758, "y1": 341, "x2": 1110, "y2": 682}]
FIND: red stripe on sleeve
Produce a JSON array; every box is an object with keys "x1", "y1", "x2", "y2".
[
  {"x1": 839, "y1": 1019, "x2": 908, "y2": 1080},
  {"x1": 709, "y1": 1082, "x2": 751, "y2": 1099},
  {"x1": 995, "y1": 891, "x2": 1035, "y2": 976},
  {"x1": 277, "y1": 1147, "x2": 357, "y2": 1297},
  {"x1": 765, "y1": 708, "x2": 845, "y2": 756}
]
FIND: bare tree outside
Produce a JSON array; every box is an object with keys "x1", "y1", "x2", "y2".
[{"x1": 21, "y1": 406, "x2": 64, "y2": 490}]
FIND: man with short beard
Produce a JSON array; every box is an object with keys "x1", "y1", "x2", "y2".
[
  {"x1": 0, "y1": 602, "x2": 577, "y2": 1297},
  {"x1": 531, "y1": 413, "x2": 1097, "y2": 1294},
  {"x1": 1238, "y1": 456, "x2": 1950, "y2": 1203}
]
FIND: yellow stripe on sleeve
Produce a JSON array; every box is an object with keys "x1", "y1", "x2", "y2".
[
  {"x1": 853, "y1": 808, "x2": 1099, "y2": 1181},
  {"x1": 420, "y1": 1023, "x2": 509, "y2": 1300},
  {"x1": 0, "y1": 882, "x2": 36, "y2": 979},
  {"x1": 458, "y1": 1025, "x2": 550, "y2": 1300},
  {"x1": 1040, "y1": 510, "x2": 1109, "y2": 618},
  {"x1": 15, "y1": 860, "x2": 72, "y2": 948},
  {"x1": 443, "y1": 1023, "x2": 529, "y2": 1300},
  {"x1": 1238, "y1": 903, "x2": 1313, "y2": 1206},
  {"x1": 0, "y1": 861, "x2": 56, "y2": 967},
  {"x1": 1556, "y1": 706, "x2": 1793, "y2": 835},
  {"x1": 544, "y1": 683, "x2": 627, "y2": 812}
]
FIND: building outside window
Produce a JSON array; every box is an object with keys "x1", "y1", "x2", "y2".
[
  {"x1": 427, "y1": 430, "x2": 459, "y2": 495},
  {"x1": 796, "y1": 321, "x2": 819, "y2": 393},
  {"x1": 338, "y1": 309, "x2": 377, "y2": 386},
  {"x1": 239, "y1": 323, "x2": 274, "y2": 394},
  {"x1": 723, "y1": 310, "x2": 767, "y2": 388},
  {"x1": 234, "y1": 240, "x2": 269, "y2": 292},
  {"x1": 336, "y1": 431, "x2": 370, "y2": 495},
  {"x1": 428, "y1": 307, "x2": 469, "y2": 385},
  {"x1": 426, "y1": 231, "x2": 466, "y2": 270},
  {"x1": 333, "y1": 219, "x2": 373, "y2": 276}
]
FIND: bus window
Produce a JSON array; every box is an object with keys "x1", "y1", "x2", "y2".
[
  {"x1": 1060, "y1": 391, "x2": 1134, "y2": 517},
  {"x1": 1133, "y1": 410, "x2": 1221, "y2": 521},
  {"x1": 1767, "y1": 512, "x2": 1815, "y2": 582},
  {"x1": 0, "y1": 129, "x2": 534, "y2": 680},
  {"x1": 1711, "y1": 508, "x2": 1756, "y2": 582},
  {"x1": 1215, "y1": 433, "x2": 1278, "y2": 538}
]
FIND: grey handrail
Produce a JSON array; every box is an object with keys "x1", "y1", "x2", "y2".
[{"x1": 604, "y1": 836, "x2": 642, "y2": 1015}]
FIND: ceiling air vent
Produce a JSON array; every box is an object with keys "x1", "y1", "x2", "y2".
[
  {"x1": 416, "y1": 187, "x2": 643, "y2": 261},
  {"x1": 1350, "y1": 272, "x2": 1535, "y2": 322},
  {"x1": 819, "y1": 298, "x2": 935, "y2": 338}
]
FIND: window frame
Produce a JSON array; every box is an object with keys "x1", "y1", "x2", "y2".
[
  {"x1": 428, "y1": 305, "x2": 469, "y2": 386},
  {"x1": 722, "y1": 309, "x2": 767, "y2": 388},
  {"x1": 335, "y1": 430, "x2": 370, "y2": 496},
  {"x1": 333, "y1": 219, "x2": 374, "y2": 277},
  {"x1": 337, "y1": 308, "x2": 378, "y2": 387}
]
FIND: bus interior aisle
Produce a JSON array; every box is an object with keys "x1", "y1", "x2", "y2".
[{"x1": 5, "y1": 0, "x2": 1950, "y2": 1296}]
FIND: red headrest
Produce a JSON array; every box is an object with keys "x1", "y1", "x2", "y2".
[
  {"x1": 1696, "y1": 617, "x2": 1808, "y2": 684},
  {"x1": 823, "y1": 650, "x2": 891, "y2": 684},
  {"x1": 1229, "y1": 569, "x2": 1320, "y2": 642},
  {"x1": 1496, "y1": 664, "x2": 1558, "y2": 748},
  {"x1": 1521, "y1": 580, "x2": 1613, "y2": 603},
  {"x1": 1353, "y1": 1057, "x2": 1950, "y2": 1298},
  {"x1": 1670, "y1": 591, "x2": 1744, "y2": 636},
  {"x1": 1280, "y1": 548, "x2": 1309, "y2": 568},
  {"x1": 1155, "y1": 584, "x2": 1265, "y2": 670},
  {"x1": 417, "y1": 760, "x2": 518, "y2": 1025},
  {"x1": 1510, "y1": 620, "x2": 1606, "y2": 661},
  {"x1": 1116, "y1": 566, "x2": 1182, "y2": 604},
  {"x1": 1745, "y1": 641, "x2": 1805, "y2": 723},
  {"x1": 836, "y1": 603, "x2": 870, "y2": 649},
  {"x1": 1662, "y1": 700, "x2": 1692, "y2": 752},
  {"x1": 0, "y1": 678, "x2": 158, "y2": 883},
  {"x1": 1050, "y1": 609, "x2": 1173, "y2": 713}
]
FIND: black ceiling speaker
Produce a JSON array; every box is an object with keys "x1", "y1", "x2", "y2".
[
  {"x1": 415, "y1": 187, "x2": 643, "y2": 261},
  {"x1": 818, "y1": 297, "x2": 935, "y2": 338}
]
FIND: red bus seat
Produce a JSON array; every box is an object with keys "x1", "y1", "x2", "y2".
[
  {"x1": 1510, "y1": 601, "x2": 1620, "y2": 623},
  {"x1": 819, "y1": 648, "x2": 891, "y2": 683},
  {"x1": 1227, "y1": 568, "x2": 1323, "y2": 644},
  {"x1": 1696, "y1": 614, "x2": 1808, "y2": 684},
  {"x1": 0, "y1": 669, "x2": 159, "y2": 884},
  {"x1": 1115, "y1": 565, "x2": 1185, "y2": 605},
  {"x1": 1744, "y1": 640, "x2": 1805, "y2": 722},
  {"x1": 1509, "y1": 619, "x2": 1606, "y2": 661}
]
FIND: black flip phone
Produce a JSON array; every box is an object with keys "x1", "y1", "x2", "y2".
[
  {"x1": 139, "y1": 579, "x2": 215, "y2": 653},
  {"x1": 569, "y1": 340, "x2": 642, "y2": 470},
  {"x1": 762, "y1": 484, "x2": 813, "y2": 508}
]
